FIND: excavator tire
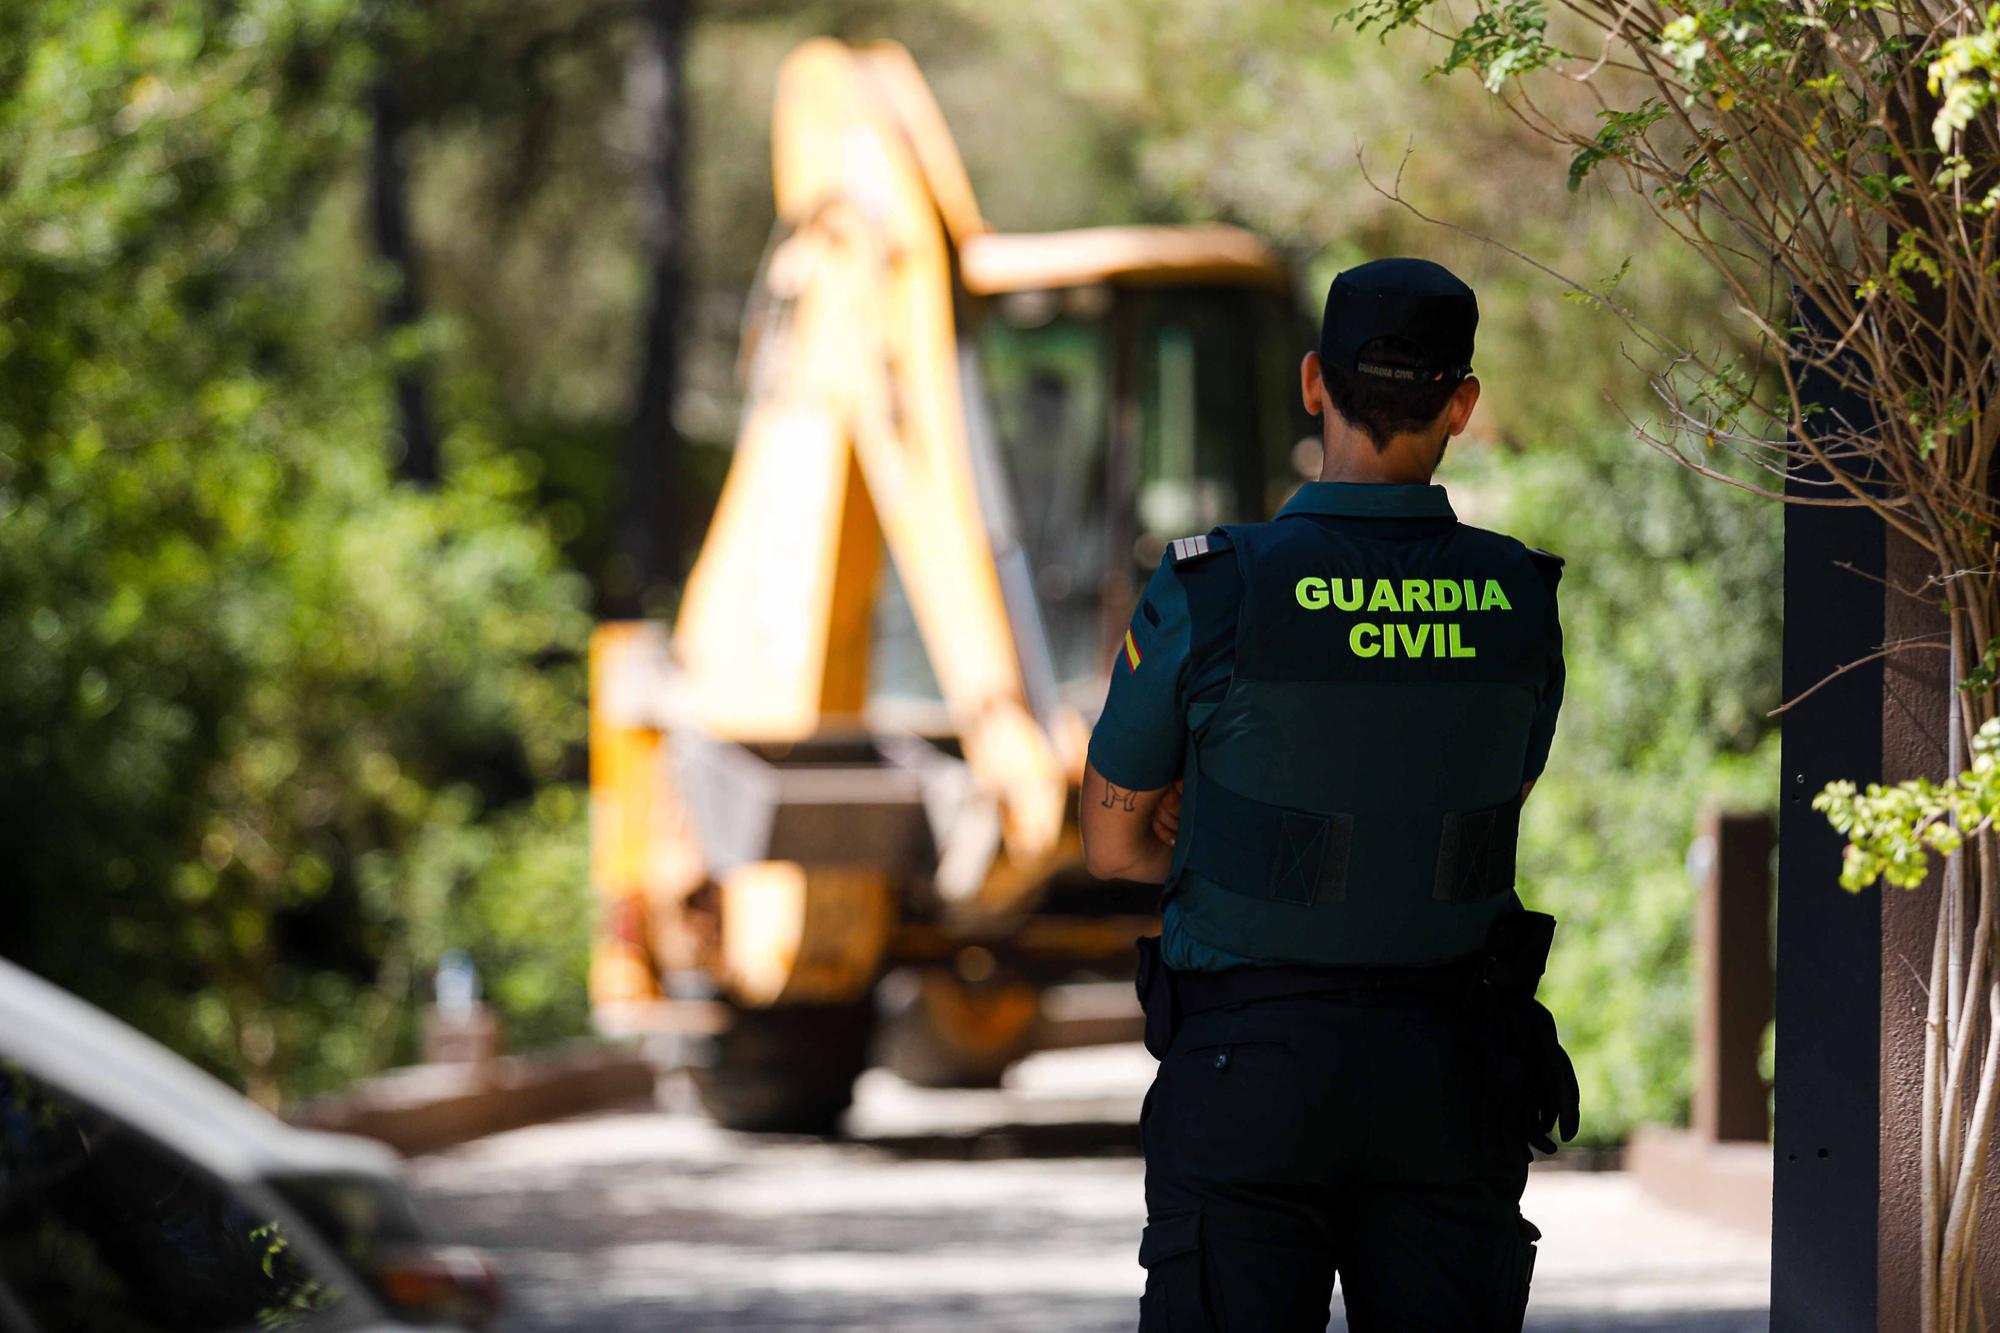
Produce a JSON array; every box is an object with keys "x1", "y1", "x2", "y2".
[
  {"x1": 878, "y1": 970, "x2": 1040, "y2": 1089},
  {"x1": 693, "y1": 1000, "x2": 874, "y2": 1135}
]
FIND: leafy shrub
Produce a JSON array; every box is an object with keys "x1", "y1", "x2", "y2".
[{"x1": 0, "y1": 2, "x2": 592, "y2": 1104}]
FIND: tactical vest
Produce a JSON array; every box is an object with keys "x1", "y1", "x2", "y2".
[{"x1": 1167, "y1": 517, "x2": 1562, "y2": 968}]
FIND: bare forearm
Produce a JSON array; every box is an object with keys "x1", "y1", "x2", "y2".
[
  {"x1": 1080, "y1": 764, "x2": 1175, "y2": 883},
  {"x1": 1087, "y1": 823, "x2": 1175, "y2": 883}
]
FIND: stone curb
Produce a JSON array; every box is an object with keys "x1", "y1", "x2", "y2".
[{"x1": 289, "y1": 1043, "x2": 658, "y2": 1156}]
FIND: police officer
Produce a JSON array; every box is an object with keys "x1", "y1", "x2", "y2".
[{"x1": 1080, "y1": 257, "x2": 1578, "y2": 1332}]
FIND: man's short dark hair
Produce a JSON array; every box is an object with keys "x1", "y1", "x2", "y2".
[{"x1": 1320, "y1": 336, "x2": 1463, "y2": 451}]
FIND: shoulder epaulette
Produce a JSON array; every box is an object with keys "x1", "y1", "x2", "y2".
[
  {"x1": 1527, "y1": 545, "x2": 1565, "y2": 594},
  {"x1": 1170, "y1": 530, "x2": 1231, "y2": 564}
]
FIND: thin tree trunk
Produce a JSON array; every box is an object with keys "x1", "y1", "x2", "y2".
[
  {"x1": 607, "y1": 0, "x2": 691, "y2": 617},
  {"x1": 1948, "y1": 712, "x2": 1966, "y2": 1067},
  {"x1": 1940, "y1": 629, "x2": 1970, "y2": 1241},
  {"x1": 1941, "y1": 980, "x2": 2000, "y2": 1329},
  {"x1": 368, "y1": 72, "x2": 440, "y2": 486},
  {"x1": 1926, "y1": 873, "x2": 1949, "y2": 1333}
]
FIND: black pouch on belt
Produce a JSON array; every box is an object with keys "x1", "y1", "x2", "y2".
[
  {"x1": 1472, "y1": 910, "x2": 1580, "y2": 1156},
  {"x1": 1134, "y1": 935, "x2": 1180, "y2": 1059}
]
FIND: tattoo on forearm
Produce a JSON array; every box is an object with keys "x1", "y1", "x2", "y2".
[{"x1": 1100, "y1": 781, "x2": 1137, "y2": 812}]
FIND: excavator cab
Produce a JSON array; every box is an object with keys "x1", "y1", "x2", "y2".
[
  {"x1": 872, "y1": 278, "x2": 1307, "y2": 708},
  {"x1": 977, "y1": 281, "x2": 1303, "y2": 695},
  {"x1": 589, "y1": 39, "x2": 1309, "y2": 1131}
]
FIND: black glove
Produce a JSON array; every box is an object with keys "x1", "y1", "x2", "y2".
[{"x1": 1514, "y1": 995, "x2": 1581, "y2": 1153}]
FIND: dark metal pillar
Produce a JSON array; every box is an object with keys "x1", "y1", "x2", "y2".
[{"x1": 1772, "y1": 294, "x2": 1884, "y2": 1331}]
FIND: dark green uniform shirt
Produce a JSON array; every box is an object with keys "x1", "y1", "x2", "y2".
[{"x1": 1087, "y1": 482, "x2": 1565, "y2": 971}]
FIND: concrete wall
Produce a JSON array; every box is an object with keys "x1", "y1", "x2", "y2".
[{"x1": 1875, "y1": 528, "x2": 2000, "y2": 1327}]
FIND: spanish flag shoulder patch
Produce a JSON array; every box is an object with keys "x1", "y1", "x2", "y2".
[{"x1": 1121, "y1": 627, "x2": 1143, "y2": 671}]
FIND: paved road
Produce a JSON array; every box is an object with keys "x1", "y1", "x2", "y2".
[{"x1": 408, "y1": 1045, "x2": 1769, "y2": 1332}]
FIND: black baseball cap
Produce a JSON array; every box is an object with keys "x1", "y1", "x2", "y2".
[{"x1": 1319, "y1": 258, "x2": 1477, "y2": 385}]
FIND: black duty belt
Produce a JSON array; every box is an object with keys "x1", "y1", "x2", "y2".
[
  {"x1": 1133, "y1": 922, "x2": 1548, "y2": 1059},
  {"x1": 1170, "y1": 955, "x2": 1479, "y2": 1017}
]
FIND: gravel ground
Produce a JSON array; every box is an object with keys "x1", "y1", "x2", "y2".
[{"x1": 407, "y1": 1044, "x2": 1769, "y2": 1332}]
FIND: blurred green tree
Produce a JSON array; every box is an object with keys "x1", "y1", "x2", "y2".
[{"x1": 0, "y1": 1, "x2": 591, "y2": 1103}]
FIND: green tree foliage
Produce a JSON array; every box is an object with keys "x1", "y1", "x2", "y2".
[
  {"x1": 1817, "y1": 718, "x2": 2000, "y2": 892},
  {"x1": 0, "y1": 2, "x2": 591, "y2": 1103}
]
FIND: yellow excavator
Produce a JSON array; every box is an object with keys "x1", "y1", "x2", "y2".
[{"x1": 589, "y1": 38, "x2": 1306, "y2": 1131}]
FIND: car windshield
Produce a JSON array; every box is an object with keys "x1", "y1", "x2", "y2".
[{"x1": 0, "y1": 1061, "x2": 347, "y2": 1332}]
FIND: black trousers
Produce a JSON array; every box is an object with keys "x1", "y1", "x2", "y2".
[{"x1": 1137, "y1": 991, "x2": 1538, "y2": 1332}]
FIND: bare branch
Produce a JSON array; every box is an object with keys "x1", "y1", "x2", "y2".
[{"x1": 1768, "y1": 636, "x2": 1954, "y2": 717}]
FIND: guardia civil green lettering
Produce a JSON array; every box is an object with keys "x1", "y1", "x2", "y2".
[
  {"x1": 1296, "y1": 575, "x2": 1508, "y2": 660},
  {"x1": 1294, "y1": 576, "x2": 1512, "y2": 615},
  {"x1": 1348, "y1": 621, "x2": 1478, "y2": 658}
]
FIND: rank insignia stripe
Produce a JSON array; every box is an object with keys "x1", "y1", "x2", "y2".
[
  {"x1": 1171, "y1": 533, "x2": 1211, "y2": 563},
  {"x1": 1122, "y1": 627, "x2": 1143, "y2": 670}
]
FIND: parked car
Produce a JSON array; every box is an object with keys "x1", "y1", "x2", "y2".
[{"x1": 0, "y1": 957, "x2": 502, "y2": 1332}]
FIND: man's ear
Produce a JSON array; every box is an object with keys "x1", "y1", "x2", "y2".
[
  {"x1": 1300, "y1": 351, "x2": 1325, "y2": 417},
  {"x1": 1444, "y1": 375, "x2": 1481, "y2": 436}
]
